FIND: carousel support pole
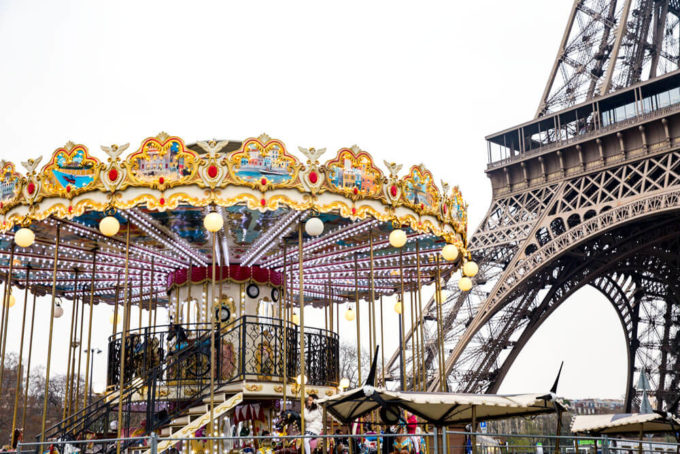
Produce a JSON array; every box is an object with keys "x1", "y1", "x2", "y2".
[
  {"x1": 399, "y1": 247, "x2": 406, "y2": 391},
  {"x1": 148, "y1": 257, "x2": 154, "y2": 330},
  {"x1": 415, "y1": 240, "x2": 426, "y2": 390},
  {"x1": 116, "y1": 222, "x2": 132, "y2": 454},
  {"x1": 83, "y1": 250, "x2": 97, "y2": 409},
  {"x1": 10, "y1": 268, "x2": 31, "y2": 447},
  {"x1": 187, "y1": 261, "x2": 193, "y2": 325},
  {"x1": 63, "y1": 270, "x2": 79, "y2": 419},
  {"x1": 328, "y1": 273, "x2": 333, "y2": 334},
  {"x1": 138, "y1": 268, "x2": 144, "y2": 329},
  {"x1": 75, "y1": 280, "x2": 87, "y2": 413},
  {"x1": 0, "y1": 243, "x2": 16, "y2": 398},
  {"x1": 282, "y1": 243, "x2": 288, "y2": 410},
  {"x1": 298, "y1": 222, "x2": 306, "y2": 433},
  {"x1": 409, "y1": 288, "x2": 416, "y2": 390},
  {"x1": 40, "y1": 223, "x2": 61, "y2": 443},
  {"x1": 209, "y1": 231, "x2": 217, "y2": 454},
  {"x1": 435, "y1": 256, "x2": 445, "y2": 391},
  {"x1": 21, "y1": 289, "x2": 37, "y2": 429},
  {"x1": 379, "y1": 295, "x2": 385, "y2": 387},
  {"x1": 354, "y1": 252, "x2": 362, "y2": 384},
  {"x1": 112, "y1": 272, "x2": 121, "y2": 337},
  {"x1": 174, "y1": 286, "x2": 180, "y2": 323},
  {"x1": 369, "y1": 231, "x2": 377, "y2": 362}
]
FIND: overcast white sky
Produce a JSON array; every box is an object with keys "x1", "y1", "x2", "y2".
[{"x1": 0, "y1": 0, "x2": 627, "y2": 399}]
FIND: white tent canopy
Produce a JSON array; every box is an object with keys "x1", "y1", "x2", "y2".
[
  {"x1": 317, "y1": 386, "x2": 567, "y2": 426},
  {"x1": 571, "y1": 413, "x2": 680, "y2": 435}
]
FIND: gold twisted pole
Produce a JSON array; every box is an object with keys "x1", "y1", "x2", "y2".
[
  {"x1": 415, "y1": 240, "x2": 426, "y2": 389},
  {"x1": 282, "y1": 243, "x2": 288, "y2": 409},
  {"x1": 298, "y1": 223, "x2": 306, "y2": 433},
  {"x1": 21, "y1": 288, "x2": 37, "y2": 429},
  {"x1": 148, "y1": 257, "x2": 154, "y2": 329},
  {"x1": 209, "y1": 229, "x2": 217, "y2": 454},
  {"x1": 399, "y1": 247, "x2": 405, "y2": 391},
  {"x1": 116, "y1": 222, "x2": 132, "y2": 454},
  {"x1": 0, "y1": 243, "x2": 16, "y2": 397},
  {"x1": 10, "y1": 268, "x2": 31, "y2": 447},
  {"x1": 41, "y1": 223, "x2": 61, "y2": 442},
  {"x1": 112, "y1": 272, "x2": 121, "y2": 337},
  {"x1": 435, "y1": 256, "x2": 445, "y2": 390},
  {"x1": 64, "y1": 270, "x2": 80, "y2": 419},
  {"x1": 75, "y1": 281, "x2": 86, "y2": 413},
  {"x1": 83, "y1": 250, "x2": 97, "y2": 409},
  {"x1": 354, "y1": 252, "x2": 361, "y2": 384}
]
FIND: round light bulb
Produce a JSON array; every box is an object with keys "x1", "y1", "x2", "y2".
[
  {"x1": 339, "y1": 377, "x2": 350, "y2": 389},
  {"x1": 442, "y1": 244, "x2": 459, "y2": 261},
  {"x1": 99, "y1": 216, "x2": 120, "y2": 237},
  {"x1": 53, "y1": 303, "x2": 64, "y2": 318},
  {"x1": 203, "y1": 211, "x2": 224, "y2": 232},
  {"x1": 6, "y1": 294, "x2": 16, "y2": 308},
  {"x1": 458, "y1": 276, "x2": 473, "y2": 292},
  {"x1": 304, "y1": 217, "x2": 324, "y2": 236},
  {"x1": 14, "y1": 228, "x2": 35, "y2": 248},
  {"x1": 296, "y1": 374, "x2": 308, "y2": 385},
  {"x1": 394, "y1": 301, "x2": 402, "y2": 314},
  {"x1": 463, "y1": 261, "x2": 479, "y2": 278},
  {"x1": 389, "y1": 229, "x2": 407, "y2": 248},
  {"x1": 291, "y1": 312, "x2": 300, "y2": 325},
  {"x1": 345, "y1": 306, "x2": 355, "y2": 321}
]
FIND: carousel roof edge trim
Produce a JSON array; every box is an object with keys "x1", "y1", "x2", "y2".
[{"x1": 0, "y1": 133, "x2": 469, "y2": 250}]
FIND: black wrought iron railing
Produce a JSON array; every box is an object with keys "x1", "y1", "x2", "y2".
[{"x1": 106, "y1": 316, "x2": 340, "y2": 392}]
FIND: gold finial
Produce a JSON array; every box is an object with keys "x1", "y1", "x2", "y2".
[
  {"x1": 257, "y1": 133, "x2": 272, "y2": 143},
  {"x1": 156, "y1": 131, "x2": 170, "y2": 141},
  {"x1": 101, "y1": 143, "x2": 129, "y2": 160},
  {"x1": 64, "y1": 141, "x2": 76, "y2": 151}
]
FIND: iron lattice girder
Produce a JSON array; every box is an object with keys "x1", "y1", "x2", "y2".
[
  {"x1": 538, "y1": 0, "x2": 680, "y2": 116},
  {"x1": 430, "y1": 147, "x2": 680, "y2": 408}
]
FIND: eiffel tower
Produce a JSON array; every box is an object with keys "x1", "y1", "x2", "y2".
[{"x1": 387, "y1": 0, "x2": 680, "y2": 412}]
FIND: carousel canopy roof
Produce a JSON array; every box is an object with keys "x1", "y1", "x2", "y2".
[
  {"x1": 317, "y1": 386, "x2": 567, "y2": 426},
  {"x1": 570, "y1": 413, "x2": 680, "y2": 435},
  {"x1": 0, "y1": 133, "x2": 469, "y2": 307}
]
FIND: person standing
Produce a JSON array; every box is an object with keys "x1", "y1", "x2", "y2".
[{"x1": 303, "y1": 394, "x2": 322, "y2": 454}]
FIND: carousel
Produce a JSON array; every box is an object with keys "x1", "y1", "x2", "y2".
[{"x1": 0, "y1": 132, "x2": 474, "y2": 452}]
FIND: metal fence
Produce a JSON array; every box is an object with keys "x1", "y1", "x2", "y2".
[{"x1": 16, "y1": 431, "x2": 680, "y2": 454}]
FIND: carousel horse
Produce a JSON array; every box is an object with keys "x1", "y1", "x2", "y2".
[{"x1": 273, "y1": 410, "x2": 301, "y2": 454}]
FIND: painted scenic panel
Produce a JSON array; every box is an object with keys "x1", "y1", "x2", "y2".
[
  {"x1": 326, "y1": 149, "x2": 382, "y2": 197},
  {"x1": 43, "y1": 145, "x2": 99, "y2": 191},
  {"x1": 230, "y1": 138, "x2": 297, "y2": 185},
  {"x1": 402, "y1": 166, "x2": 439, "y2": 211},
  {"x1": 0, "y1": 162, "x2": 20, "y2": 203},
  {"x1": 128, "y1": 136, "x2": 197, "y2": 184}
]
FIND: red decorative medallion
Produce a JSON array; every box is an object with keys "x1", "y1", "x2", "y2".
[
  {"x1": 66, "y1": 185, "x2": 71, "y2": 193},
  {"x1": 309, "y1": 171, "x2": 318, "y2": 184},
  {"x1": 207, "y1": 165, "x2": 218, "y2": 179},
  {"x1": 159, "y1": 197, "x2": 166, "y2": 205},
  {"x1": 108, "y1": 168, "x2": 118, "y2": 182},
  {"x1": 159, "y1": 176, "x2": 165, "y2": 185},
  {"x1": 353, "y1": 187, "x2": 358, "y2": 195},
  {"x1": 351, "y1": 207, "x2": 356, "y2": 215},
  {"x1": 260, "y1": 177, "x2": 267, "y2": 186},
  {"x1": 68, "y1": 206, "x2": 73, "y2": 213},
  {"x1": 27, "y1": 182, "x2": 35, "y2": 195},
  {"x1": 390, "y1": 185, "x2": 398, "y2": 198},
  {"x1": 420, "y1": 203, "x2": 424, "y2": 211},
  {"x1": 443, "y1": 205, "x2": 447, "y2": 214},
  {"x1": 260, "y1": 198, "x2": 266, "y2": 207}
]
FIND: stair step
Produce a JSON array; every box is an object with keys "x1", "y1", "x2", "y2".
[
  {"x1": 202, "y1": 393, "x2": 227, "y2": 404},
  {"x1": 160, "y1": 427, "x2": 174, "y2": 437},
  {"x1": 188, "y1": 404, "x2": 209, "y2": 415},
  {"x1": 170, "y1": 415, "x2": 191, "y2": 426}
]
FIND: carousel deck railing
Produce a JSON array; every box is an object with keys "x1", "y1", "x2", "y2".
[
  {"x1": 43, "y1": 316, "x2": 339, "y2": 444},
  {"x1": 106, "y1": 315, "x2": 340, "y2": 390}
]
